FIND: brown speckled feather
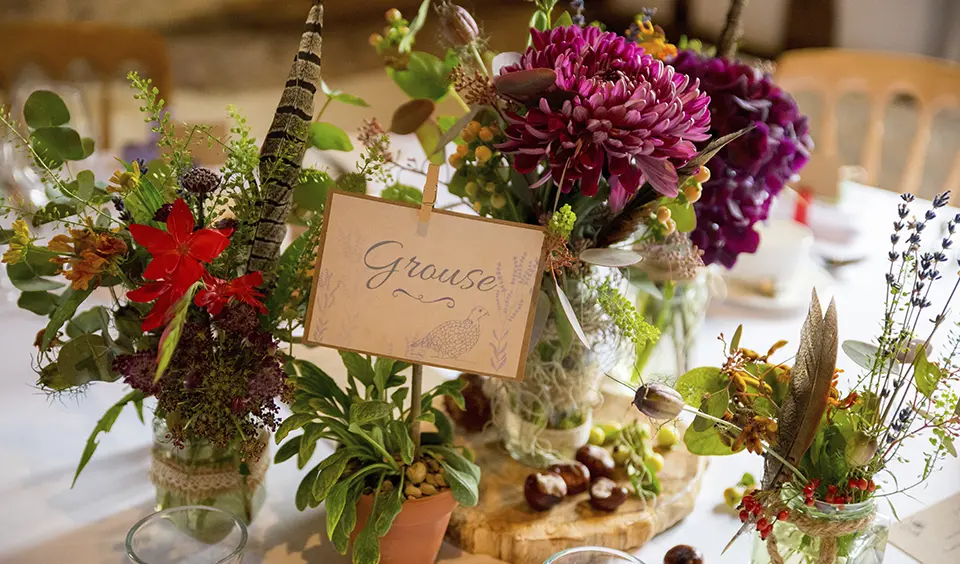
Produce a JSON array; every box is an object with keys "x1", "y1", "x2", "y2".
[{"x1": 245, "y1": 0, "x2": 323, "y2": 275}]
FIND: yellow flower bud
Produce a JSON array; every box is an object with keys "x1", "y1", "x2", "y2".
[
  {"x1": 472, "y1": 200, "x2": 483, "y2": 213},
  {"x1": 479, "y1": 127, "x2": 494, "y2": 142},
  {"x1": 461, "y1": 129, "x2": 476, "y2": 143},
  {"x1": 456, "y1": 144, "x2": 469, "y2": 156},
  {"x1": 683, "y1": 184, "x2": 702, "y2": 204},
  {"x1": 466, "y1": 120, "x2": 482, "y2": 135},
  {"x1": 656, "y1": 426, "x2": 678, "y2": 448},
  {"x1": 484, "y1": 182, "x2": 496, "y2": 193},
  {"x1": 448, "y1": 154, "x2": 463, "y2": 168},
  {"x1": 369, "y1": 33, "x2": 383, "y2": 47},
  {"x1": 491, "y1": 194, "x2": 506, "y2": 209},
  {"x1": 695, "y1": 166, "x2": 711, "y2": 183},
  {"x1": 465, "y1": 181, "x2": 479, "y2": 197},
  {"x1": 398, "y1": 26, "x2": 409, "y2": 35},
  {"x1": 385, "y1": 8, "x2": 402, "y2": 23},
  {"x1": 664, "y1": 218, "x2": 677, "y2": 235},
  {"x1": 656, "y1": 206, "x2": 671, "y2": 223},
  {"x1": 475, "y1": 145, "x2": 493, "y2": 163}
]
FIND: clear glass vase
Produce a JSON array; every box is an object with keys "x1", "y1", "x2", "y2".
[
  {"x1": 624, "y1": 269, "x2": 709, "y2": 387},
  {"x1": 490, "y1": 278, "x2": 606, "y2": 467},
  {"x1": 750, "y1": 493, "x2": 890, "y2": 564},
  {"x1": 151, "y1": 418, "x2": 268, "y2": 534}
]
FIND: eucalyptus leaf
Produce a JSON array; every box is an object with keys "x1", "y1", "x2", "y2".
[
  {"x1": 31, "y1": 126, "x2": 86, "y2": 161},
  {"x1": 553, "y1": 11, "x2": 573, "y2": 27},
  {"x1": 292, "y1": 176, "x2": 335, "y2": 212},
  {"x1": 665, "y1": 201, "x2": 696, "y2": 232},
  {"x1": 23, "y1": 90, "x2": 70, "y2": 128},
  {"x1": 529, "y1": 290, "x2": 551, "y2": 349},
  {"x1": 415, "y1": 120, "x2": 445, "y2": 166},
  {"x1": 683, "y1": 426, "x2": 735, "y2": 456},
  {"x1": 18, "y1": 290, "x2": 58, "y2": 315},
  {"x1": 381, "y1": 183, "x2": 422, "y2": 204},
  {"x1": 308, "y1": 122, "x2": 354, "y2": 151},
  {"x1": 390, "y1": 98, "x2": 436, "y2": 135},
  {"x1": 579, "y1": 248, "x2": 643, "y2": 267},
  {"x1": 554, "y1": 278, "x2": 588, "y2": 346}
]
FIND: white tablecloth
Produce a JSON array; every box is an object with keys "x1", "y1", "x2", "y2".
[{"x1": 1, "y1": 184, "x2": 955, "y2": 564}]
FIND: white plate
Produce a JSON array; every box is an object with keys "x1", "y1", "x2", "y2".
[{"x1": 719, "y1": 260, "x2": 835, "y2": 313}]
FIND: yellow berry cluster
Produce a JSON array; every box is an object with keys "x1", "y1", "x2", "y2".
[
  {"x1": 369, "y1": 8, "x2": 409, "y2": 51},
  {"x1": 650, "y1": 165, "x2": 709, "y2": 236},
  {"x1": 448, "y1": 120, "x2": 508, "y2": 215}
]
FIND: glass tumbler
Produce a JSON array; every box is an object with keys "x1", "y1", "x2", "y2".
[
  {"x1": 125, "y1": 506, "x2": 247, "y2": 564},
  {"x1": 544, "y1": 546, "x2": 647, "y2": 564}
]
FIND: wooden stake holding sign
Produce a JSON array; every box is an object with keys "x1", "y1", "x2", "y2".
[{"x1": 303, "y1": 164, "x2": 548, "y2": 380}]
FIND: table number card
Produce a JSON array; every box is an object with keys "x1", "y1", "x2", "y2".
[
  {"x1": 889, "y1": 493, "x2": 960, "y2": 564},
  {"x1": 304, "y1": 190, "x2": 548, "y2": 380}
]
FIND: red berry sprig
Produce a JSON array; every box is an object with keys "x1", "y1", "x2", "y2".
[
  {"x1": 802, "y1": 478, "x2": 820, "y2": 506},
  {"x1": 739, "y1": 493, "x2": 791, "y2": 541}
]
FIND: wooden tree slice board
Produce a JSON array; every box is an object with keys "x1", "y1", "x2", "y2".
[{"x1": 446, "y1": 393, "x2": 707, "y2": 564}]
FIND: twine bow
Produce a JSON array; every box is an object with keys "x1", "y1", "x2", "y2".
[{"x1": 765, "y1": 503, "x2": 876, "y2": 564}]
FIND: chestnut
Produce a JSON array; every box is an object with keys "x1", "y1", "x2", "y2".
[
  {"x1": 524, "y1": 472, "x2": 567, "y2": 511},
  {"x1": 588, "y1": 477, "x2": 628, "y2": 512},
  {"x1": 547, "y1": 462, "x2": 591, "y2": 495},
  {"x1": 576, "y1": 444, "x2": 615, "y2": 480},
  {"x1": 663, "y1": 544, "x2": 704, "y2": 564}
]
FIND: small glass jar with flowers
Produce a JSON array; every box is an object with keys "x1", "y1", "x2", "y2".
[{"x1": 648, "y1": 192, "x2": 960, "y2": 564}]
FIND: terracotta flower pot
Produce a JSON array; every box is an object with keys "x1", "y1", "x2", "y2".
[{"x1": 353, "y1": 490, "x2": 457, "y2": 564}]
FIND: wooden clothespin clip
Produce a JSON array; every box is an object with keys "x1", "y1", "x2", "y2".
[{"x1": 417, "y1": 164, "x2": 440, "y2": 236}]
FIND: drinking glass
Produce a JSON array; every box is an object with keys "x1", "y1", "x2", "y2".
[
  {"x1": 125, "y1": 506, "x2": 247, "y2": 564},
  {"x1": 543, "y1": 547, "x2": 647, "y2": 564}
]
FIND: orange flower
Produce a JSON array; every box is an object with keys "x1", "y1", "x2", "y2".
[
  {"x1": 733, "y1": 416, "x2": 778, "y2": 454},
  {"x1": 48, "y1": 224, "x2": 128, "y2": 290}
]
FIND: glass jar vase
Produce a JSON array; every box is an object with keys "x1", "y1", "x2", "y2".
[
  {"x1": 489, "y1": 278, "x2": 607, "y2": 467},
  {"x1": 151, "y1": 418, "x2": 268, "y2": 534},
  {"x1": 625, "y1": 269, "x2": 709, "y2": 387},
  {"x1": 751, "y1": 492, "x2": 890, "y2": 564}
]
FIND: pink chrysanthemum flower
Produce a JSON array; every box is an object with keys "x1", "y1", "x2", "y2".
[{"x1": 497, "y1": 25, "x2": 711, "y2": 209}]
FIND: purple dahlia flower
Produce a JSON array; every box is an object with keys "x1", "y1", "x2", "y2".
[
  {"x1": 497, "y1": 25, "x2": 711, "y2": 208},
  {"x1": 670, "y1": 51, "x2": 813, "y2": 268}
]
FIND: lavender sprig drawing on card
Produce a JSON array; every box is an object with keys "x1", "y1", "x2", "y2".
[
  {"x1": 310, "y1": 269, "x2": 341, "y2": 342},
  {"x1": 489, "y1": 254, "x2": 538, "y2": 370}
]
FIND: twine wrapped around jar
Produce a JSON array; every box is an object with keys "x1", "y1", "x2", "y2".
[{"x1": 765, "y1": 502, "x2": 877, "y2": 564}]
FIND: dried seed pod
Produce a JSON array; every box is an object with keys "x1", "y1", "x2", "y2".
[
  {"x1": 437, "y1": 2, "x2": 479, "y2": 48},
  {"x1": 547, "y1": 462, "x2": 591, "y2": 495},
  {"x1": 524, "y1": 472, "x2": 567, "y2": 511},
  {"x1": 633, "y1": 383, "x2": 685, "y2": 420},
  {"x1": 575, "y1": 445, "x2": 615, "y2": 480},
  {"x1": 589, "y1": 477, "x2": 628, "y2": 512}
]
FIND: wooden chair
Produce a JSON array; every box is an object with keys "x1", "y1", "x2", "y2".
[
  {"x1": 775, "y1": 48, "x2": 960, "y2": 202},
  {"x1": 0, "y1": 22, "x2": 172, "y2": 150}
]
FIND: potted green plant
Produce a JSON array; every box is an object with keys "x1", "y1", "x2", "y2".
[{"x1": 277, "y1": 353, "x2": 480, "y2": 564}]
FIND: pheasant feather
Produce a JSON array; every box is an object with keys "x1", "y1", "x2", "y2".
[
  {"x1": 245, "y1": 0, "x2": 323, "y2": 275},
  {"x1": 724, "y1": 289, "x2": 838, "y2": 553},
  {"x1": 762, "y1": 289, "x2": 838, "y2": 489}
]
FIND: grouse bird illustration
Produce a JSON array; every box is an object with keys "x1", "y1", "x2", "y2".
[{"x1": 411, "y1": 306, "x2": 489, "y2": 359}]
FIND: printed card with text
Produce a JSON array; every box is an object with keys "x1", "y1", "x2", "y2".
[{"x1": 304, "y1": 191, "x2": 548, "y2": 379}]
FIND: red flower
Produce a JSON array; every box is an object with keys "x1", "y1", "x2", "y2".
[
  {"x1": 129, "y1": 199, "x2": 232, "y2": 286},
  {"x1": 195, "y1": 271, "x2": 266, "y2": 316},
  {"x1": 127, "y1": 279, "x2": 191, "y2": 331}
]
